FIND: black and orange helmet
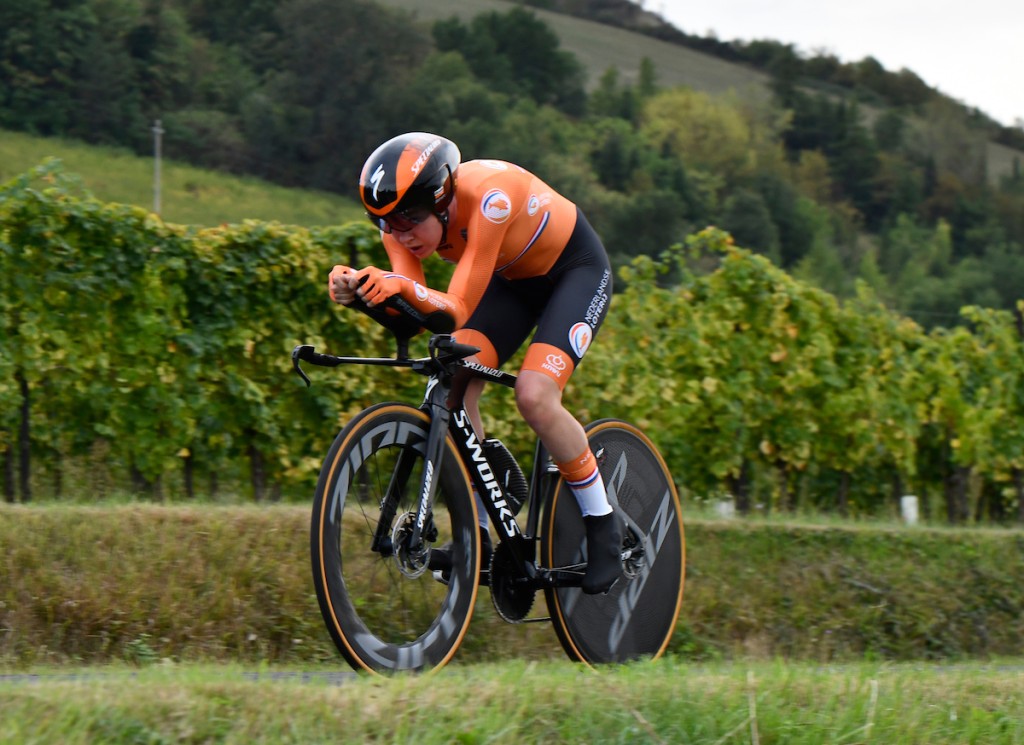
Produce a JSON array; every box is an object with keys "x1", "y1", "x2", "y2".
[{"x1": 359, "y1": 132, "x2": 460, "y2": 231}]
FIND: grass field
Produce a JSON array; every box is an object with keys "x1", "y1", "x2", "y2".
[
  {"x1": 0, "y1": 129, "x2": 364, "y2": 228},
  {"x1": 1, "y1": 659, "x2": 1021, "y2": 743},
  {"x1": 3, "y1": 503, "x2": 1023, "y2": 740},
  {"x1": 988, "y1": 141, "x2": 1024, "y2": 185}
]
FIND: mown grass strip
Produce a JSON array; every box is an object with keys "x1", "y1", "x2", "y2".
[{"x1": 0, "y1": 659, "x2": 1021, "y2": 744}]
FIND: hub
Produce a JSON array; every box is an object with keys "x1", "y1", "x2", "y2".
[{"x1": 390, "y1": 512, "x2": 432, "y2": 578}]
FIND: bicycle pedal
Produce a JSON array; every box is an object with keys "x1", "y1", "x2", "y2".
[{"x1": 432, "y1": 568, "x2": 490, "y2": 587}]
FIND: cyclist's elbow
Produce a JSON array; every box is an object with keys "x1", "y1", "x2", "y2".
[{"x1": 422, "y1": 309, "x2": 458, "y2": 334}]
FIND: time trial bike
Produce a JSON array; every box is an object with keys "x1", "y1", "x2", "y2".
[{"x1": 294, "y1": 302, "x2": 685, "y2": 675}]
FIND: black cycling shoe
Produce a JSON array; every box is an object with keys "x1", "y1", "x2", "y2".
[
  {"x1": 429, "y1": 527, "x2": 493, "y2": 586},
  {"x1": 582, "y1": 512, "x2": 623, "y2": 595}
]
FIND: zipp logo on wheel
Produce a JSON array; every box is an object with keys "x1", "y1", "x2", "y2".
[{"x1": 608, "y1": 486, "x2": 676, "y2": 654}]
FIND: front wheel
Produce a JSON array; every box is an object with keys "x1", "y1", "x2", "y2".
[
  {"x1": 542, "y1": 419, "x2": 685, "y2": 664},
  {"x1": 310, "y1": 402, "x2": 479, "y2": 674}
]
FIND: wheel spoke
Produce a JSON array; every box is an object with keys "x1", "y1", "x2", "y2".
[{"x1": 311, "y1": 404, "x2": 478, "y2": 674}]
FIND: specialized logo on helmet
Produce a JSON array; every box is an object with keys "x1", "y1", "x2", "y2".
[
  {"x1": 411, "y1": 138, "x2": 442, "y2": 176},
  {"x1": 568, "y1": 322, "x2": 593, "y2": 358},
  {"x1": 542, "y1": 352, "x2": 568, "y2": 379},
  {"x1": 370, "y1": 164, "x2": 386, "y2": 202},
  {"x1": 481, "y1": 189, "x2": 512, "y2": 224}
]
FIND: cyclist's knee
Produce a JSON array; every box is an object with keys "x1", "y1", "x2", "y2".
[
  {"x1": 461, "y1": 375, "x2": 487, "y2": 437},
  {"x1": 515, "y1": 372, "x2": 561, "y2": 428}
]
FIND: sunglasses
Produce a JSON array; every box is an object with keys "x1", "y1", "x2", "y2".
[{"x1": 368, "y1": 208, "x2": 434, "y2": 234}]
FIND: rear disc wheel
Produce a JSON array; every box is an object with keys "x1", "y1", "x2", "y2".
[{"x1": 542, "y1": 419, "x2": 685, "y2": 664}]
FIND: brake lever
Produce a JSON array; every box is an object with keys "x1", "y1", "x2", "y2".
[{"x1": 292, "y1": 345, "x2": 313, "y2": 387}]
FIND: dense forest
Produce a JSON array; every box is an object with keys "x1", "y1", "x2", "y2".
[{"x1": 1, "y1": 0, "x2": 1023, "y2": 328}]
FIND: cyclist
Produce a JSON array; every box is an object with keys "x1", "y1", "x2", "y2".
[{"x1": 329, "y1": 132, "x2": 620, "y2": 594}]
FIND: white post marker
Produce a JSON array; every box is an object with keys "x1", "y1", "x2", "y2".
[
  {"x1": 900, "y1": 495, "x2": 919, "y2": 525},
  {"x1": 152, "y1": 119, "x2": 164, "y2": 215}
]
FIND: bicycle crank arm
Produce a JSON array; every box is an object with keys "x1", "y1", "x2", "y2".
[
  {"x1": 534, "y1": 566, "x2": 586, "y2": 588},
  {"x1": 534, "y1": 547, "x2": 637, "y2": 588}
]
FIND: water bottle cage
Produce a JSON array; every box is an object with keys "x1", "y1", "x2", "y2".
[{"x1": 482, "y1": 439, "x2": 529, "y2": 516}]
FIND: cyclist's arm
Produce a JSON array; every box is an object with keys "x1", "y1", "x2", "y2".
[{"x1": 355, "y1": 226, "x2": 503, "y2": 330}]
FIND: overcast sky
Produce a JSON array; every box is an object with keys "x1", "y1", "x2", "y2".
[{"x1": 646, "y1": 0, "x2": 1023, "y2": 128}]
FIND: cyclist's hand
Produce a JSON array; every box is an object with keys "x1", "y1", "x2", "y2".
[
  {"x1": 329, "y1": 264, "x2": 358, "y2": 305},
  {"x1": 355, "y1": 266, "x2": 402, "y2": 308}
]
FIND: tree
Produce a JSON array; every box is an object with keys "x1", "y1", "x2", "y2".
[
  {"x1": 128, "y1": 0, "x2": 196, "y2": 117},
  {"x1": 0, "y1": 0, "x2": 97, "y2": 135},
  {"x1": 753, "y1": 171, "x2": 818, "y2": 267},
  {"x1": 826, "y1": 101, "x2": 881, "y2": 224},
  {"x1": 71, "y1": 5, "x2": 147, "y2": 145},
  {"x1": 957, "y1": 305, "x2": 1024, "y2": 522},
  {"x1": 250, "y1": 0, "x2": 432, "y2": 190},
  {"x1": 908, "y1": 99, "x2": 988, "y2": 188},
  {"x1": 390, "y1": 52, "x2": 508, "y2": 146},
  {"x1": 432, "y1": 7, "x2": 586, "y2": 116},
  {"x1": 589, "y1": 68, "x2": 636, "y2": 121},
  {"x1": 873, "y1": 109, "x2": 907, "y2": 151},
  {"x1": 721, "y1": 189, "x2": 780, "y2": 261},
  {"x1": 175, "y1": 0, "x2": 281, "y2": 48},
  {"x1": 640, "y1": 88, "x2": 756, "y2": 187}
]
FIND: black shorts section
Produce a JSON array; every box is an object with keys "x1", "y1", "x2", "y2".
[{"x1": 462, "y1": 208, "x2": 613, "y2": 370}]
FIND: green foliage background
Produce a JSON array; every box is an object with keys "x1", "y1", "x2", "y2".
[
  {"x1": 2, "y1": 162, "x2": 1024, "y2": 521},
  {"x1": 3, "y1": 0, "x2": 1024, "y2": 330}
]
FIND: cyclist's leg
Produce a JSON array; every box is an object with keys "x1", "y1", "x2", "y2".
[
  {"x1": 453, "y1": 280, "x2": 537, "y2": 532},
  {"x1": 515, "y1": 208, "x2": 612, "y2": 466},
  {"x1": 515, "y1": 212, "x2": 619, "y2": 593},
  {"x1": 515, "y1": 370, "x2": 621, "y2": 594},
  {"x1": 453, "y1": 276, "x2": 539, "y2": 436}
]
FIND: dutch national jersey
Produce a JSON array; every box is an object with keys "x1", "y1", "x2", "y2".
[{"x1": 380, "y1": 160, "x2": 579, "y2": 331}]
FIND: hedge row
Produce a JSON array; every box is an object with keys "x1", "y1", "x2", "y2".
[
  {"x1": 1, "y1": 505, "x2": 1022, "y2": 666},
  {"x1": 3, "y1": 163, "x2": 1024, "y2": 519}
]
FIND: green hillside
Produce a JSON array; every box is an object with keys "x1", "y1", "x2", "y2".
[
  {"x1": 379, "y1": 0, "x2": 773, "y2": 97},
  {"x1": 378, "y1": 0, "x2": 1021, "y2": 185},
  {"x1": 0, "y1": 129, "x2": 363, "y2": 228},
  {"x1": 1, "y1": 0, "x2": 1022, "y2": 328}
]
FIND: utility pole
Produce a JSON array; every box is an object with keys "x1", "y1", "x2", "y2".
[{"x1": 152, "y1": 118, "x2": 164, "y2": 214}]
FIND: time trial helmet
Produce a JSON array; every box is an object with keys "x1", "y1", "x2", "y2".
[{"x1": 359, "y1": 132, "x2": 460, "y2": 232}]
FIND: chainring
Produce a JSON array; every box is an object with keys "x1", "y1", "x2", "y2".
[{"x1": 488, "y1": 540, "x2": 536, "y2": 623}]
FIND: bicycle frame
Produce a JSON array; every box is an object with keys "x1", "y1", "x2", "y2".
[{"x1": 293, "y1": 334, "x2": 571, "y2": 588}]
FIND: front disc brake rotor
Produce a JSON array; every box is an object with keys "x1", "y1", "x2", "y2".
[{"x1": 391, "y1": 512, "x2": 430, "y2": 578}]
